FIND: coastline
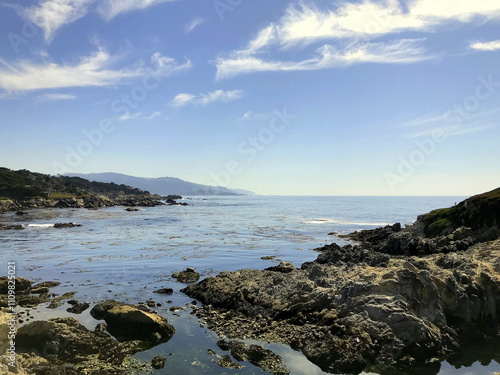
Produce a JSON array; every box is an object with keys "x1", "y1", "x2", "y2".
[{"x1": 0, "y1": 192, "x2": 499, "y2": 374}]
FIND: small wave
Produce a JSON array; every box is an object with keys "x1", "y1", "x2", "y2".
[
  {"x1": 303, "y1": 218, "x2": 391, "y2": 226},
  {"x1": 26, "y1": 224, "x2": 55, "y2": 228}
]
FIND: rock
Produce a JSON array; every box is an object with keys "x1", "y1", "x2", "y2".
[
  {"x1": 261, "y1": 256, "x2": 277, "y2": 260},
  {"x1": 217, "y1": 340, "x2": 290, "y2": 374},
  {"x1": 32, "y1": 281, "x2": 60, "y2": 289},
  {"x1": 183, "y1": 237, "x2": 500, "y2": 374},
  {"x1": 151, "y1": 355, "x2": 166, "y2": 369},
  {"x1": 91, "y1": 301, "x2": 175, "y2": 343},
  {"x1": 0, "y1": 223, "x2": 24, "y2": 230},
  {"x1": 153, "y1": 288, "x2": 174, "y2": 295},
  {"x1": 125, "y1": 208, "x2": 140, "y2": 212},
  {"x1": 53, "y1": 222, "x2": 81, "y2": 228},
  {"x1": 0, "y1": 276, "x2": 32, "y2": 294},
  {"x1": 15, "y1": 211, "x2": 28, "y2": 215},
  {"x1": 172, "y1": 268, "x2": 200, "y2": 283},
  {"x1": 66, "y1": 300, "x2": 90, "y2": 314},
  {"x1": 0, "y1": 311, "x2": 13, "y2": 353},
  {"x1": 265, "y1": 261, "x2": 297, "y2": 273},
  {"x1": 14, "y1": 317, "x2": 153, "y2": 373},
  {"x1": 31, "y1": 287, "x2": 50, "y2": 294}
]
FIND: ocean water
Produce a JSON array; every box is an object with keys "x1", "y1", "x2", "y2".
[{"x1": 1, "y1": 195, "x2": 499, "y2": 375}]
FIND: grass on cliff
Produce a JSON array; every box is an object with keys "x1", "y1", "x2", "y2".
[{"x1": 420, "y1": 187, "x2": 500, "y2": 237}]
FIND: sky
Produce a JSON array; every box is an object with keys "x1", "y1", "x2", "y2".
[{"x1": 0, "y1": 0, "x2": 499, "y2": 196}]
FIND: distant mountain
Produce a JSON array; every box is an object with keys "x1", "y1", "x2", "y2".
[
  {"x1": 65, "y1": 173, "x2": 255, "y2": 196},
  {"x1": 230, "y1": 188, "x2": 258, "y2": 196}
]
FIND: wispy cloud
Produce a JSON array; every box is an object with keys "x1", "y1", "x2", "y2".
[
  {"x1": 470, "y1": 40, "x2": 500, "y2": 51},
  {"x1": 185, "y1": 16, "x2": 206, "y2": 34},
  {"x1": 0, "y1": 49, "x2": 190, "y2": 96},
  {"x1": 98, "y1": 0, "x2": 177, "y2": 21},
  {"x1": 8, "y1": 0, "x2": 95, "y2": 42},
  {"x1": 35, "y1": 93, "x2": 77, "y2": 103},
  {"x1": 169, "y1": 89, "x2": 244, "y2": 108},
  {"x1": 217, "y1": 39, "x2": 432, "y2": 80},
  {"x1": 408, "y1": 124, "x2": 496, "y2": 138},
  {"x1": 169, "y1": 93, "x2": 197, "y2": 108},
  {"x1": 150, "y1": 52, "x2": 192, "y2": 76},
  {"x1": 403, "y1": 109, "x2": 500, "y2": 139},
  {"x1": 241, "y1": 110, "x2": 276, "y2": 121},
  {"x1": 215, "y1": 0, "x2": 500, "y2": 79},
  {"x1": 119, "y1": 111, "x2": 161, "y2": 121}
]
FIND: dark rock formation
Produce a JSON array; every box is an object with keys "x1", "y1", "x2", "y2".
[
  {"x1": 172, "y1": 267, "x2": 200, "y2": 283},
  {"x1": 216, "y1": 340, "x2": 290, "y2": 374},
  {"x1": 183, "y1": 189, "x2": 500, "y2": 374},
  {"x1": 151, "y1": 355, "x2": 166, "y2": 369},
  {"x1": 66, "y1": 300, "x2": 90, "y2": 314},
  {"x1": 54, "y1": 222, "x2": 82, "y2": 228},
  {"x1": 154, "y1": 288, "x2": 174, "y2": 295},
  {"x1": 10, "y1": 317, "x2": 154, "y2": 374}
]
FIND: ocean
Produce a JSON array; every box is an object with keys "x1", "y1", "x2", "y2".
[{"x1": 1, "y1": 195, "x2": 499, "y2": 375}]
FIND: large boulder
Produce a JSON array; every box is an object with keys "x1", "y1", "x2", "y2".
[{"x1": 91, "y1": 301, "x2": 175, "y2": 343}]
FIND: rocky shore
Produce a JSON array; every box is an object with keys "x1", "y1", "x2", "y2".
[
  {"x1": 0, "y1": 194, "x2": 168, "y2": 214},
  {"x1": 0, "y1": 279, "x2": 176, "y2": 374},
  {"x1": 183, "y1": 188, "x2": 500, "y2": 374}
]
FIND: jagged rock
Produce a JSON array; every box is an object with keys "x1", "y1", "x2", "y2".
[
  {"x1": 217, "y1": 340, "x2": 290, "y2": 375},
  {"x1": 265, "y1": 261, "x2": 296, "y2": 273},
  {"x1": 151, "y1": 355, "x2": 166, "y2": 369},
  {"x1": 184, "y1": 238, "x2": 500, "y2": 374},
  {"x1": 13, "y1": 317, "x2": 154, "y2": 374}
]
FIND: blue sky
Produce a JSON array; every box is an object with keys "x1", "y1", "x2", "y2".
[{"x1": 0, "y1": 0, "x2": 499, "y2": 195}]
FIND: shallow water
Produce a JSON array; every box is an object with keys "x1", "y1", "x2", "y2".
[{"x1": 1, "y1": 196, "x2": 499, "y2": 374}]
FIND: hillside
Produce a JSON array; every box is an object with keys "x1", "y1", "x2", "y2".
[
  {"x1": 417, "y1": 187, "x2": 500, "y2": 237},
  {"x1": 0, "y1": 168, "x2": 150, "y2": 200},
  {"x1": 65, "y1": 172, "x2": 254, "y2": 196}
]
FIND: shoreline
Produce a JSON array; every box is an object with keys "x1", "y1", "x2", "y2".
[{"x1": 1, "y1": 191, "x2": 499, "y2": 374}]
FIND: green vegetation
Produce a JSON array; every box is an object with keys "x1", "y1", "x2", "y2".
[
  {"x1": 0, "y1": 167, "x2": 151, "y2": 201},
  {"x1": 419, "y1": 187, "x2": 500, "y2": 237}
]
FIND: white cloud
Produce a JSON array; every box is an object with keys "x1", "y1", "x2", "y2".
[
  {"x1": 408, "y1": 124, "x2": 495, "y2": 138},
  {"x1": 11, "y1": 0, "x2": 95, "y2": 41},
  {"x1": 119, "y1": 112, "x2": 142, "y2": 121},
  {"x1": 185, "y1": 16, "x2": 207, "y2": 34},
  {"x1": 150, "y1": 52, "x2": 192, "y2": 76},
  {"x1": 145, "y1": 111, "x2": 161, "y2": 119},
  {"x1": 241, "y1": 110, "x2": 274, "y2": 121},
  {"x1": 470, "y1": 40, "x2": 500, "y2": 51},
  {"x1": 98, "y1": 0, "x2": 177, "y2": 21},
  {"x1": 215, "y1": 0, "x2": 500, "y2": 79},
  {"x1": 0, "y1": 49, "x2": 190, "y2": 96},
  {"x1": 119, "y1": 111, "x2": 161, "y2": 121},
  {"x1": 169, "y1": 89, "x2": 244, "y2": 108},
  {"x1": 403, "y1": 109, "x2": 500, "y2": 138},
  {"x1": 242, "y1": 111, "x2": 253, "y2": 120},
  {"x1": 170, "y1": 93, "x2": 197, "y2": 108},
  {"x1": 35, "y1": 93, "x2": 77, "y2": 102},
  {"x1": 275, "y1": 0, "x2": 500, "y2": 47},
  {"x1": 217, "y1": 39, "x2": 431, "y2": 80}
]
